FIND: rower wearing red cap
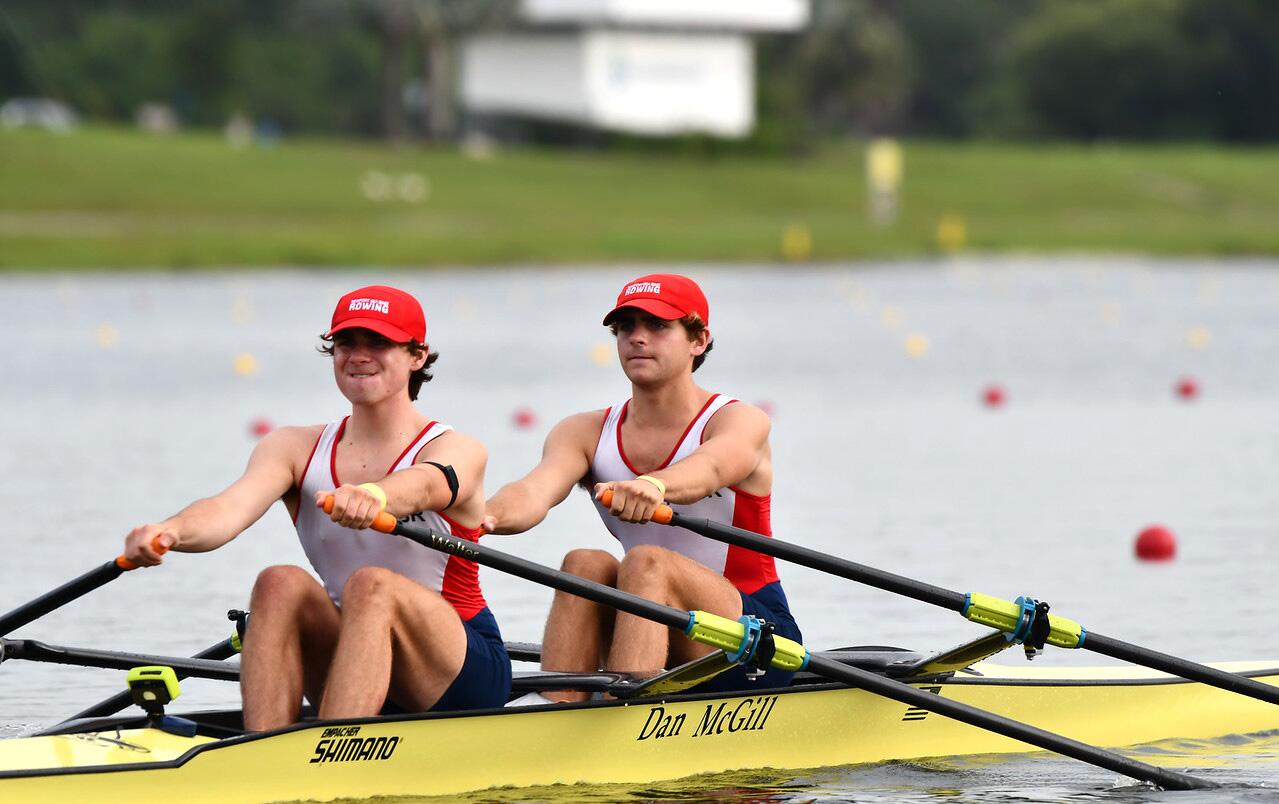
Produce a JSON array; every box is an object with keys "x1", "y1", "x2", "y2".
[
  {"x1": 121, "y1": 285, "x2": 509, "y2": 730},
  {"x1": 485, "y1": 273, "x2": 800, "y2": 703}
]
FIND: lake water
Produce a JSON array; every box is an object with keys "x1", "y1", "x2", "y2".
[{"x1": 1, "y1": 258, "x2": 1278, "y2": 801}]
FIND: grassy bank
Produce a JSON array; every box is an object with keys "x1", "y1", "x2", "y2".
[{"x1": 2, "y1": 126, "x2": 1278, "y2": 268}]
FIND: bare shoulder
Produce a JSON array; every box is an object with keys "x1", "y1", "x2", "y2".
[
  {"x1": 252, "y1": 424, "x2": 325, "y2": 460},
  {"x1": 547, "y1": 409, "x2": 608, "y2": 449},
  {"x1": 417, "y1": 428, "x2": 486, "y2": 462},
  {"x1": 706, "y1": 401, "x2": 771, "y2": 436}
]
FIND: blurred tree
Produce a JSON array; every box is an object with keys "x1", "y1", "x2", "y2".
[
  {"x1": 37, "y1": 10, "x2": 171, "y2": 120},
  {"x1": 796, "y1": 0, "x2": 914, "y2": 136},
  {"x1": 0, "y1": 9, "x2": 36, "y2": 98},
  {"x1": 169, "y1": 0, "x2": 242, "y2": 125},
  {"x1": 1011, "y1": 0, "x2": 1202, "y2": 139},
  {"x1": 898, "y1": 0, "x2": 1037, "y2": 137},
  {"x1": 1181, "y1": 0, "x2": 1279, "y2": 141}
]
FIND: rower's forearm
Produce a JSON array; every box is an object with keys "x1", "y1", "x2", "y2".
[
  {"x1": 378, "y1": 468, "x2": 435, "y2": 517},
  {"x1": 484, "y1": 483, "x2": 549, "y2": 534},
  {"x1": 646, "y1": 456, "x2": 726, "y2": 505},
  {"x1": 162, "y1": 498, "x2": 244, "y2": 552}
]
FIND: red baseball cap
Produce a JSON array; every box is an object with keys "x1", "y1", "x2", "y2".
[
  {"x1": 326, "y1": 285, "x2": 426, "y2": 344},
  {"x1": 602, "y1": 273, "x2": 710, "y2": 326}
]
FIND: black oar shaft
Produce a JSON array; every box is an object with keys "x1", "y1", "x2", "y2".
[
  {"x1": 805, "y1": 654, "x2": 1211, "y2": 790},
  {"x1": 670, "y1": 512, "x2": 1279, "y2": 707},
  {"x1": 63, "y1": 638, "x2": 241, "y2": 722},
  {"x1": 391, "y1": 520, "x2": 1213, "y2": 791},
  {"x1": 673, "y1": 514, "x2": 968, "y2": 611},
  {"x1": 1, "y1": 639, "x2": 240, "y2": 682},
  {"x1": 0, "y1": 560, "x2": 124, "y2": 637},
  {"x1": 393, "y1": 524, "x2": 688, "y2": 631},
  {"x1": 1086, "y1": 632, "x2": 1279, "y2": 705}
]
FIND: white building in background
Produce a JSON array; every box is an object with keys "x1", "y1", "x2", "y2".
[{"x1": 460, "y1": 0, "x2": 809, "y2": 139}]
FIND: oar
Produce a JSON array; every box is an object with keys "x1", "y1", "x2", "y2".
[
  {"x1": 61, "y1": 637, "x2": 539, "y2": 723},
  {"x1": 325, "y1": 500, "x2": 1215, "y2": 791},
  {"x1": 602, "y1": 492, "x2": 1279, "y2": 708},
  {"x1": 0, "y1": 536, "x2": 167, "y2": 637},
  {"x1": 62, "y1": 635, "x2": 243, "y2": 722},
  {"x1": 0, "y1": 638, "x2": 240, "y2": 681}
]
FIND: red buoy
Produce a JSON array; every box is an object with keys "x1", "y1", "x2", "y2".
[
  {"x1": 1175, "y1": 377, "x2": 1199, "y2": 401},
  {"x1": 757, "y1": 400, "x2": 777, "y2": 418},
  {"x1": 982, "y1": 384, "x2": 1006, "y2": 408},
  {"x1": 249, "y1": 418, "x2": 274, "y2": 438},
  {"x1": 512, "y1": 407, "x2": 537, "y2": 430},
  {"x1": 1135, "y1": 525, "x2": 1177, "y2": 561}
]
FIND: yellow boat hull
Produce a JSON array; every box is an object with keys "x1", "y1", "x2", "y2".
[{"x1": 3, "y1": 661, "x2": 1278, "y2": 803}]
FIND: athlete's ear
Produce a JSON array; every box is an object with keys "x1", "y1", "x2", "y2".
[
  {"x1": 409, "y1": 345, "x2": 428, "y2": 371},
  {"x1": 690, "y1": 328, "x2": 710, "y2": 356}
]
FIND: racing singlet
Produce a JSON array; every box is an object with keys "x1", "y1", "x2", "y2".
[
  {"x1": 294, "y1": 417, "x2": 488, "y2": 620},
  {"x1": 589, "y1": 394, "x2": 782, "y2": 595}
]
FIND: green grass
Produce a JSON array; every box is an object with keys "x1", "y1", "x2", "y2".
[{"x1": 2, "y1": 126, "x2": 1278, "y2": 268}]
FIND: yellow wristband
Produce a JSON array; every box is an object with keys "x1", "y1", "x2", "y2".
[
  {"x1": 357, "y1": 482, "x2": 388, "y2": 512},
  {"x1": 635, "y1": 475, "x2": 666, "y2": 499}
]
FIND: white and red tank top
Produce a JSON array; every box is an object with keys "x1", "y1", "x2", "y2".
[
  {"x1": 294, "y1": 417, "x2": 488, "y2": 620},
  {"x1": 589, "y1": 394, "x2": 781, "y2": 595}
]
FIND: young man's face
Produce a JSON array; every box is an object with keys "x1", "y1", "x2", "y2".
[
  {"x1": 331, "y1": 328, "x2": 425, "y2": 404},
  {"x1": 611, "y1": 309, "x2": 707, "y2": 385}
]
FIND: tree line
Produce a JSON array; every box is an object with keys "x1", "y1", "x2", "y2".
[{"x1": 2, "y1": 0, "x2": 1275, "y2": 145}]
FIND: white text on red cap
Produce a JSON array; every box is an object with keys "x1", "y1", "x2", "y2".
[
  {"x1": 348, "y1": 298, "x2": 390, "y2": 314},
  {"x1": 625, "y1": 281, "x2": 662, "y2": 296}
]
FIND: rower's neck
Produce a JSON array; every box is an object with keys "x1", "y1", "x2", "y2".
[
  {"x1": 344, "y1": 395, "x2": 429, "y2": 444},
  {"x1": 628, "y1": 376, "x2": 710, "y2": 428}
]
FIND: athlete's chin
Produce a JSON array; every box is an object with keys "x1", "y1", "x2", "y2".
[{"x1": 622, "y1": 363, "x2": 661, "y2": 382}]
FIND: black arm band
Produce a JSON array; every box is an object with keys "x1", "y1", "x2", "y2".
[{"x1": 424, "y1": 462, "x2": 459, "y2": 509}]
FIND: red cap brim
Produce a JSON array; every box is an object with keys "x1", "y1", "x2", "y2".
[
  {"x1": 602, "y1": 299, "x2": 687, "y2": 326},
  {"x1": 326, "y1": 318, "x2": 416, "y2": 343}
]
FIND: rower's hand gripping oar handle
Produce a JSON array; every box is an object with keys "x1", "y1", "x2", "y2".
[
  {"x1": 114, "y1": 537, "x2": 169, "y2": 571},
  {"x1": 321, "y1": 496, "x2": 398, "y2": 533},
  {"x1": 599, "y1": 490, "x2": 674, "y2": 525}
]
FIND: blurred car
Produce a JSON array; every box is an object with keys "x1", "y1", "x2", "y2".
[{"x1": 0, "y1": 98, "x2": 78, "y2": 132}]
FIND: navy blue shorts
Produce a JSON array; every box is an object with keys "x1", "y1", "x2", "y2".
[
  {"x1": 687, "y1": 581, "x2": 803, "y2": 694},
  {"x1": 429, "y1": 607, "x2": 512, "y2": 712}
]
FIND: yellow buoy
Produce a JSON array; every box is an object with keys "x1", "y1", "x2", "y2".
[
  {"x1": 231, "y1": 296, "x2": 253, "y2": 326},
  {"x1": 95, "y1": 323, "x2": 118, "y2": 348},
  {"x1": 1185, "y1": 325, "x2": 1211, "y2": 351},
  {"x1": 936, "y1": 214, "x2": 967, "y2": 254},
  {"x1": 1100, "y1": 301, "x2": 1123, "y2": 326},
  {"x1": 781, "y1": 223, "x2": 813, "y2": 262},
  {"x1": 904, "y1": 332, "x2": 930, "y2": 359},
  {"x1": 234, "y1": 353, "x2": 258, "y2": 376},
  {"x1": 867, "y1": 138, "x2": 903, "y2": 225},
  {"x1": 881, "y1": 305, "x2": 904, "y2": 330},
  {"x1": 591, "y1": 342, "x2": 613, "y2": 366}
]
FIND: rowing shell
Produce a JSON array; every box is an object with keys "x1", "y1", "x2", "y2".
[{"x1": 2, "y1": 655, "x2": 1278, "y2": 803}]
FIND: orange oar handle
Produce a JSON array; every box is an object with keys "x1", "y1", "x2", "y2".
[
  {"x1": 321, "y1": 494, "x2": 398, "y2": 533},
  {"x1": 114, "y1": 536, "x2": 169, "y2": 571},
  {"x1": 599, "y1": 489, "x2": 674, "y2": 525}
]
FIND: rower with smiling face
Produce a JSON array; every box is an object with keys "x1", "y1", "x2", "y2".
[
  {"x1": 121, "y1": 285, "x2": 509, "y2": 730},
  {"x1": 484, "y1": 273, "x2": 801, "y2": 702}
]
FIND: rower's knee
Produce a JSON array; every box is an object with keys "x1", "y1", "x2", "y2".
[
  {"x1": 616, "y1": 545, "x2": 670, "y2": 592},
  {"x1": 250, "y1": 565, "x2": 316, "y2": 608},
  {"x1": 340, "y1": 565, "x2": 399, "y2": 610},
  {"x1": 561, "y1": 549, "x2": 618, "y2": 584}
]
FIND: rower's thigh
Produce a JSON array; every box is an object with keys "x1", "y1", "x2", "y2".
[
  {"x1": 617, "y1": 545, "x2": 743, "y2": 618},
  {"x1": 340, "y1": 566, "x2": 470, "y2": 709}
]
